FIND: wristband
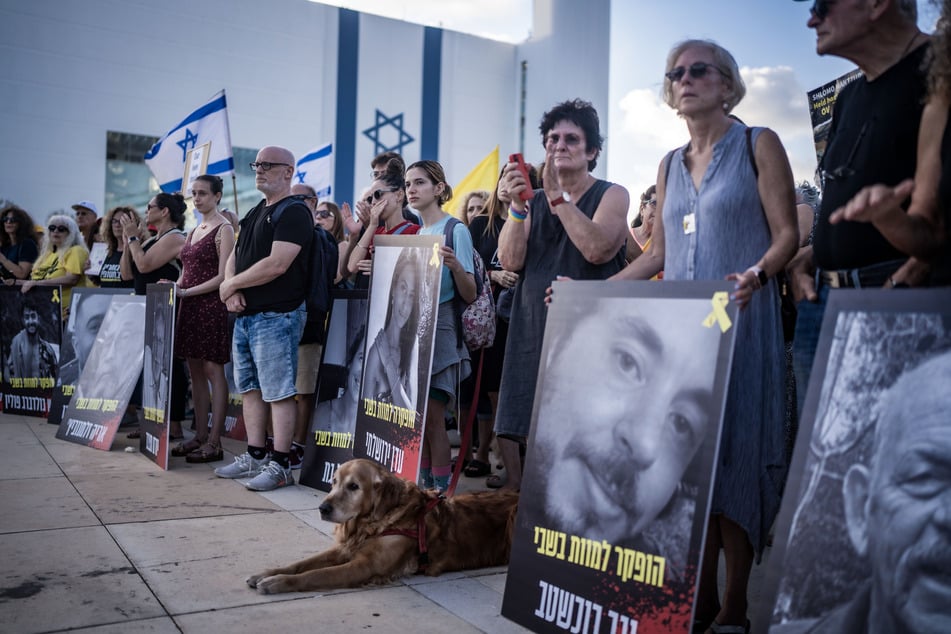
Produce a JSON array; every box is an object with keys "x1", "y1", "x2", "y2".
[{"x1": 509, "y1": 206, "x2": 528, "y2": 222}]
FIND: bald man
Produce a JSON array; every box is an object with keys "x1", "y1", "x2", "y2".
[{"x1": 216, "y1": 146, "x2": 313, "y2": 490}]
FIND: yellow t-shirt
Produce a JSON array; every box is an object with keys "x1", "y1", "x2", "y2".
[{"x1": 31, "y1": 245, "x2": 89, "y2": 316}]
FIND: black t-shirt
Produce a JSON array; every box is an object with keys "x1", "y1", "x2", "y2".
[
  {"x1": 98, "y1": 250, "x2": 132, "y2": 288},
  {"x1": 813, "y1": 43, "x2": 929, "y2": 270},
  {"x1": 132, "y1": 230, "x2": 185, "y2": 295},
  {"x1": 235, "y1": 197, "x2": 313, "y2": 314}
]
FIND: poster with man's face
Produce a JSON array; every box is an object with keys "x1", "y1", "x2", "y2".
[
  {"x1": 140, "y1": 283, "x2": 176, "y2": 469},
  {"x1": 0, "y1": 286, "x2": 62, "y2": 417},
  {"x1": 56, "y1": 295, "x2": 146, "y2": 450},
  {"x1": 760, "y1": 289, "x2": 951, "y2": 634},
  {"x1": 502, "y1": 281, "x2": 739, "y2": 634},
  {"x1": 353, "y1": 235, "x2": 442, "y2": 482},
  {"x1": 299, "y1": 289, "x2": 369, "y2": 492},
  {"x1": 49, "y1": 287, "x2": 129, "y2": 426}
]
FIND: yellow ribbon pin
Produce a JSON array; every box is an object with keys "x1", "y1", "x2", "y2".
[
  {"x1": 430, "y1": 242, "x2": 441, "y2": 267},
  {"x1": 702, "y1": 291, "x2": 732, "y2": 332},
  {"x1": 51, "y1": 289, "x2": 60, "y2": 304},
  {"x1": 168, "y1": 286, "x2": 174, "y2": 305}
]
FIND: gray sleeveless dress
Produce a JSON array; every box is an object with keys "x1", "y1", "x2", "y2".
[
  {"x1": 664, "y1": 122, "x2": 786, "y2": 556},
  {"x1": 494, "y1": 179, "x2": 626, "y2": 439}
]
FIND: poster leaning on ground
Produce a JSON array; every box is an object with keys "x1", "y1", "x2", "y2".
[
  {"x1": 502, "y1": 280, "x2": 739, "y2": 634},
  {"x1": 139, "y1": 283, "x2": 177, "y2": 469},
  {"x1": 300, "y1": 288, "x2": 369, "y2": 492},
  {"x1": 0, "y1": 286, "x2": 62, "y2": 418},
  {"x1": 352, "y1": 234, "x2": 442, "y2": 483},
  {"x1": 759, "y1": 289, "x2": 951, "y2": 633}
]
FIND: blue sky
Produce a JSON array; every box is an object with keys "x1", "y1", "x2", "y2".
[{"x1": 317, "y1": 0, "x2": 938, "y2": 209}]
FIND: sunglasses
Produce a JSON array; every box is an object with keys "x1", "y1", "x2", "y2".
[
  {"x1": 249, "y1": 161, "x2": 291, "y2": 171},
  {"x1": 642, "y1": 198, "x2": 657, "y2": 207},
  {"x1": 364, "y1": 187, "x2": 397, "y2": 205},
  {"x1": 665, "y1": 61, "x2": 727, "y2": 83},
  {"x1": 807, "y1": 0, "x2": 834, "y2": 20},
  {"x1": 316, "y1": 210, "x2": 333, "y2": 219},
  {"x1": 2, "y1": 216, "x2": 18, "y2": 223},
  {"x1": 48, "y1": 225, "x2": 70, "y2": 233}
]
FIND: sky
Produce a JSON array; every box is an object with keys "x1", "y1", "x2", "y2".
[{"x1": 315, "y1": 0, "x2": 939, "y2": 208}]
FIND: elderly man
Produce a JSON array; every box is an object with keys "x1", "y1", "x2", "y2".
[
  {"x1": 71, "y1": 200, "x2": 100, "y2": 250},
  {"x1": 215, "y1": 146, "x2": 313, "y2": 491},
  {"x1": 789, "y1": 0, "x2": 930, "y2": 413}
]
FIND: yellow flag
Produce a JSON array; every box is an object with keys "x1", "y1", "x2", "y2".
[{"x1": 449, "y1": 146, "x2": 499, "y2": 218}]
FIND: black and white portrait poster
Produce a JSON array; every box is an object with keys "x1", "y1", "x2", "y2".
[
  {"x1": 49, "y1": 287, "x2": 129, "y2": 426},
  {"x1": 353, "y1": 234, "x2": 442, "y2": 483},
  {"x1": 300, "y1": 289, "x2": 369, "y2": 492},
  {"x1": 0, "y1": 286, "x2": 62, "y2": 417},
  {"x1": 140, "y1": 283, "x2": 176, "y2": 469},
  {"x1": 502, "y1": 281, "x2": 739, "y2": 634},
  {"x1": 760, "y1": 289, "x2": 951, "y2": 634},
  {"x1": 56, "y1": 295, "x2": 146, "y2": 450}
]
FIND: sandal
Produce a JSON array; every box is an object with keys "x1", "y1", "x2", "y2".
[
  {"x1": 171, "y1": 437, "x2": 203, "y2": 457},
  {"x1": 464, "y1": 459, "x2": 492, "y2": 478},
  {"x1": 185, "y1": 441, "x2": 223, "y2": 463}
]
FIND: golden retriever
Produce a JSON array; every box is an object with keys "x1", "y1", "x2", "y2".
[{"x1": 247, "y1": 458, "x2": 519, "y2": 594}]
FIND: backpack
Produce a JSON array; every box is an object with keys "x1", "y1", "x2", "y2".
[
  {"x1": 269, "y1": 195, "x2": 339, "y2": 323},
  {"x1": 443, "y1": 217, "x2": 496, "y2": 350}
]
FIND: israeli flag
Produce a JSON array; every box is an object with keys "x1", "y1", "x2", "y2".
[
  {"x1": 295, "y1": 143, "x2": 334, "y2": 199},
  {"x1": 144, "y1": 90, "x2": 234, "y2": 193}
]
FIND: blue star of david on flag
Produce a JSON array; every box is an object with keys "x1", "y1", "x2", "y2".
[
  {"x1": 296, "y1": 171, "x2": 307, "y2": 184},
  {"x1": 176, "y1": 128, "x2": 199, "y2": 161},
  {"x1": 362, "y1": 109, "x2": 414, "y2": 155}
]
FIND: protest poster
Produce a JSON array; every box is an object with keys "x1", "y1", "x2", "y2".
[
  {"x1": 55, "y1": 295, "x2": 146, "y2": 449},
  {"x1": 807, "y1": 69, "x2": 862, "y2": 169},
  {"x1": 299, "y1": 289, "x2": 369, "y2": 491},
  {"x1": 502, "y1": 280, "x2": 739, "y2": 634},
  {"x1": 0, "y1": 286, "x2": 62, "y2": 417},
  {"x1": 759, "y1": 289, "x2": 951, "y2": 634},
  {"x1": 139, "y1": 283, "x2": 176, "y2": 468},
  {"x1": 352, "y1": 234, "x2": 442, "y2": 483},
  {"x1": 49, "y1": 287, "x2": 129, "y2": 426}
]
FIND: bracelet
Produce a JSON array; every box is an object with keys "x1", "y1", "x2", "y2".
[{"x1": 509, "y1": 206, "x2": 528, "y2": 222}]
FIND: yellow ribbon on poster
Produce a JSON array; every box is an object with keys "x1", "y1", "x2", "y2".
[
  {"x1": 51, "y1": 289, "x2": 60, "y2": 304},
  {"x1": 168, "y1": 286, "x2": 175, "y2": 305},
  {"x1": 430, "y1": 242, "x2": 441, "y2": 267},
  {"x1": 702, "y1": 292, "x2": 732, "y2": 332}
]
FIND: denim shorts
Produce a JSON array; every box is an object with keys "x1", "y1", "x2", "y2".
[{"x1": 232, "y1": 304, "x2": 305, "y2": 402}]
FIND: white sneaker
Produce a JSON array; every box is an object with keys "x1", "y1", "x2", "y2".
[
  {"x1": 214, "y1": 452, "x2": 269, "y2": 479},
  {"x1": 245, "y1": 460, "x2": 295, "y2": 491}
]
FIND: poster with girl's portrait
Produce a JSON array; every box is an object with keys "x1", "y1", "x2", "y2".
[
  {"x1": 299, "y1": 288, "x2": 369, "y2": 492},
  {"x1": 0, "y1": 285, "x2": 62, "y2": 417},
  {"x1": 353, "y1": 235, "x2": 442, "y2": 483}
]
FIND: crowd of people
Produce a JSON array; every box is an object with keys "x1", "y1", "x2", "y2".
[{"x1": 2, "y1": 1, "x2": 950, "y2": 631}]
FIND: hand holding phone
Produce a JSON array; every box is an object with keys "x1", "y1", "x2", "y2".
[{"x1": 509, "y1": 153, "x2": 534, "y2": 202}]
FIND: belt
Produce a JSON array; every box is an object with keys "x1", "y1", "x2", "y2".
[{"x1": 816, "y1": 259, "x2": 906, "y2": 289}]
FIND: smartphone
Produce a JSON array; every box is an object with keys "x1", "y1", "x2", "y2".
[{"x1": 508, "y1": 153, "x2": 534, "y2": 202}]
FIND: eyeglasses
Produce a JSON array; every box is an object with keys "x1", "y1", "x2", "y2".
[
  {"x1": 146, "y1": 203, "x2": 161, "y2": 211},
  {"x1": 545, "y1": 132, "x2": 583, "y2": 147},
  {"x1": 819, "y1": 118, "x2": 872, "y2": 187},
  {"x1": 316, "y1": 210, "x2": 333, "y2": 219},
  {"x1": 364, "y1": 187, "x2": 397, "y2": 205},
  {"x1": 2, "y1": 216, "x2": 18, "y2": 223},
  {"x1": 249, "y1": 161, "x2": 291, "y2": 171},
  {"x1": 665, "y1": 62, "x2": 727, "y2": 83},
  {"x1": 48, "y1": 225, "x2": 69, "y2": 233},
  {"x1": 807, "y1": 0, "x2": 834, "y2": 20}
]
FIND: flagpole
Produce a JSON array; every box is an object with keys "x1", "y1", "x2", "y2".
[{"x1": 231, "y1": 173, "x2": 239, "y2": 216}]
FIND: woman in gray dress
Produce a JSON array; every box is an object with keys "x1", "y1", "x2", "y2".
[{"x1": 613, "y1": 40, "x2": 798, "y2": 633}]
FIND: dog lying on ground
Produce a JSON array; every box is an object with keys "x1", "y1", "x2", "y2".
[{"x1": 247, "y1": 458, "x2": 519, "y2": 594}]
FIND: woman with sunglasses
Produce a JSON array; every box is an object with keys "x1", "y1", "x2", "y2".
[
  {"x1": 315, "y1": 200, "x2": 348, "y2": 285},
  {"x1": 611, "y1": 40, "x2": 798, "y2": 634},
  {"x1": 19, "y1": 214, "x2": 89, "y2": 317},
  {"x1": 94, "y1": 206, "x2": 140, "y2": 288},
  {"x1": 0, "y1": 205, "x2": 39, "y2": 282},
  {"x1": 347, "y1": 159, "x2": 419, "y2": 277},
  {"x1": 406, "y1": 159, "x2": 477, "y2": 492},
  {"x1": 626, "y1": 185, "x2": 658, "y2": 264}
]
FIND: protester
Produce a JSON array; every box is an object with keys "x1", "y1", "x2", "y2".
[
  {"x1": 493, "y1": 99, "x2": 629, "y2": 491},
  {"x1": 626, "y1": 185, "x2": 657, "y2": 263},
  {"x1": 215, "y1": 146, "x2": 313, "y2": 491},
  {"x1": 170, "y1": 174, "x2": 234, "y2": 463},
  {"x1": 460, "y1": 190, "x2": 489, "y2": 225},
  {"x1": 19, "y1": 213, "x2": 88, "y2": 318},
  {"x1": 608, "y1": 40, "x2": 798, "y2": 633},
  {"x1": 120, "y1": 192, "x2": 188, "y2": 439},
  {"x1": 71, "y1": 200, "x2": 101, "y2": 251},
  {"x1": 315, "y1": 200, "x2": 348, "y2": 285},
  {"x1": 94, "y1": 206, "x2": 139, "y2": 288},
  {"x1": 401, "y1": 160, "x2": 475, "y2": 492},
  {"x1": 372, "y1": 151, "x2": 418, "y2": 224},
  {"x1": 788, "y1": 0, "x2": 931, "y2": 414},
  {"x1": 0, "y1": 205, "x2": 39, "y2": 282}
]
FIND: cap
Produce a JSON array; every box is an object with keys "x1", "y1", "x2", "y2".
[{"x1": 71, "y1": 200, "x2": 99, "y2": 217}]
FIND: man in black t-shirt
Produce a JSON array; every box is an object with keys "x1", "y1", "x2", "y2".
[
  {"x1": 789, "y1": 0, "x2": 930, "y2": 415},
  {"x1": 215, "y1": 146, "x2": 313, "y2": 491}
]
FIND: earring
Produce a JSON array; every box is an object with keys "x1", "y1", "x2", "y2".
[{"x1": 722, "y1": 101, "x2": 729, "y2": 111}]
